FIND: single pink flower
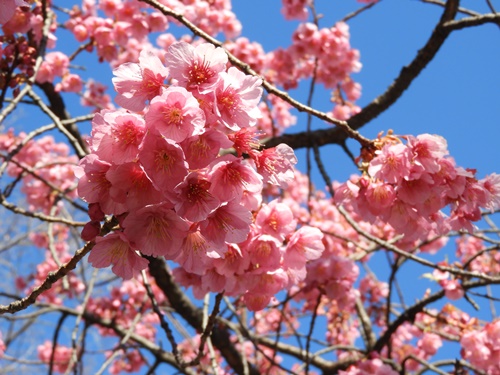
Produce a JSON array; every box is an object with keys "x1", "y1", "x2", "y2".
[
  {"x1": 407, "y1": 134, "x2": 448, "y2": 176},
  {"x1": 166, "y1": 41, "x2": 228, "y2": 93},
  {"x1": 75, "y1": 154, "x2": 127, "y2": 215},
  {"x1": 214, "y1": 66, "x2": 263, "y2": 131},
  {"x1": 123, "y1": 203, "x2": 190, "y2": 259},
  {"x1": 88, "y1": 232, "x2": 149, "y2": 280},
  {"x1": 112, "y1": 49, "x2": 169, "y2": 112},
  {"x1": 284, "y1": 226, "x2": 324, "y2": 269},
  {"x1": 364, "y1": 180, "x2": 396, "y2": 216},
  {"x1": 440, "y1": 278, "x2": 464, "y2": 300},
  {"x1": 368, "y1": 143, "x2": 411, "y2": 184},
  {"x1": 246, "y1": 234, "x2": 282, "y2": 272},
  {"x1": 138, "y1": 130, "x2": 189, "y2": 192},
  {"x1": 145, "y1": 86, "x2": 205, "y2": 142},
  {"x1": 481, "y1": 173, "x2": 500, "y2": 210},
  {"x1": 200, "y1": 200, "x2": 252, "y2": 247},
  {"x1": 96, "y1": 111, "x2": 147, "y2": 164},
  {"x1": 208, "y1": 154, "x2": 263, "y2": 202},
  {"x1": 181, "y1": 128, "x2": 232, "y2": 170},
  {"x1": 172, "y1": 172, "x2": 220, "y2": 222},
  {"x1": 211, "y1": 244, "x2": 250, "y2": 277},
  {"x1": 175, "y1": 228, "x2": 218, "y2": 275},
  {"x1": 255, "y1": 200, "x2": 296, "y2": 241},
  {"x1": 253, "y1": 143, "x2": 297, "y2": 188},
  {"x1": 106, "y1": 162, "x2": 163, "y2": 211}
]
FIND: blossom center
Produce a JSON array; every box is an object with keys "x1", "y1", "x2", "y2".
[
  {"x1": 188, "y1": 60, "x2": 215, "y2": 86},
  {"x1": 163, "y1": 106, "x2": 183, "y2": 125},
  {"x1": 186, "y1": 179, "x2": 211, "y2": 202}
]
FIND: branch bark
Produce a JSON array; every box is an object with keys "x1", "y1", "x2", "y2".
[{"x1": 147, "y1": 257, "x2": 260, "y2": 375}]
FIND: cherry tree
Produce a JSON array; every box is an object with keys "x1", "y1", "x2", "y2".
[{"x1": 0, "y1": 0, "x2": 500, "y2": 374}]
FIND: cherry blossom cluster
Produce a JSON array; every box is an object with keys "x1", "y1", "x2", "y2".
[
  {"x1": 339, "y1": 358, "x2": 398, "y2": 375},
  {"x1": 2, "y1": 1, "x2": 57, "y2": 50},
  {"x1": 281, "y1": 0, "x2": 311, "y2": 21},
  {"x1": 387, "y1": 321, "x2": 443, "y2": 371},
  {"x1": 65, "y1": 0, "x2": 240, "y2": 68},
  {"x1": 335, "y1": 133, "x2": 500, "y2": 242},
  {"x1": 38, "y1": 341, "x2": 73, "y2": 374},
  {"x1": 456, "y1": 235, "x2": 500, "y2": 275},
  {"x1": 20, "y1": 225, "x2": 86, "y2": 304},
  {"x1": 0, "y1": 130, "x2": 78, "y2": 214},
  {"x1": 36, "y1": 51, "x2": 84, "y2": 93},
  {"x1": 76, "y1": 41, "x2": 322, "y2": 310},
  {"x1": 460, "y1": 319, "x2": 500, "y2": 373}
]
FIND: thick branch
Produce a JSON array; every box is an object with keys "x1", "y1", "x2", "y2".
[
  {"x1": 147, "y1": 257, "x2": 260, "y2": 375},
  {"x1": 264, "y1": 0, "x2": 460, "y2": 150}
]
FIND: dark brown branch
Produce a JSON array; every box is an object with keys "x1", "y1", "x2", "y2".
[
  {"x1": 147, "y1": 257, "x2": 260, "y2": 375},
  {"x1": 264, "y1": 0, "x2": 460, "y2": 151}
]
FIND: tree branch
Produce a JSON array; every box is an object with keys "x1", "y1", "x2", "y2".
[
  {"x1": 264, "y1": 0, "x2": 460, "y2": 150},
  {"x1": 147, "y1": 257, "x2": 260, "y2": 375}
]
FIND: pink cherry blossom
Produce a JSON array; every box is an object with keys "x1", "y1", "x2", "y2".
[
  {"x1": 145, "y1": 86, "x2": 205, "y2": 142},
  {"x1": 166, "y1": 41, "x2": 227, "y2": 93},
  {"x1": 0, "y1": 0, "x2": 29, "y2": 25},
  {"x1": 255, "y1": 200, "x2": 296, "y2": 241},
  {"x1": 88, "y1": 232, "x2": 148, "y2": 280},
  {"x1": 368, "y1": 143, "x2": 411, "y2": 184},
  {"x1": 481, "y1": 172, "x2": 500, "y2": 210},
  {"x1": 208, "y1": 154, "x2": 263, "y2": 202},
  {"x1": 123, "y1": 203, "x2": 190, "y2": 258},
  {"x1": 181, "y1": 128, "x2": 233, "y2": 169},
  {"x1": 200, "y1": 200, "x2": 253, "y2": 246},
  {"x1": 214, "y1": 66, "x2": 263, "y2": 131},
  {"x1": 75, "y1": 154, "x2": 127, "y2": 215},
  {"x1": 96, "y1": 111, "x2": 147, "y2": 164},
  {"x1": 175, "y1": 227, "x2": 218, "y2": 275},
  {"x1": 38, "y1": 341, "x2": 73, "y2": 374},
  {"x1": 246, "y1": 234, "x2": 282, "y2": 272},
  {"x1": 36, "y1": 51, "x2": 70, "y2": 84},
  {"x1": 106, "y1": 162, "x2": 163, "y2": 211},
  {"x1": 253, "y1": 143, "x2": 297, "y2": 188},
  {"x1": 172, "y1": 172, "x2": 220, "y2": 222},
  {"x1": 112, "y1": 49, "x2": 169, "y2": 112},
  {"x1": 418, "y1": 332, "x2": 442, "y2": 356},
  {"x1": 284, "y1": 226, "x2": 324, "y2": 269},
  {"x1": 138, "y1": 130, "x2": 189, "y2": 192},
  {"x1": 407, "y1": 134, "x2": 448, "y2": 176},
  {"x1": 55, "y1": 73, "x2": 83, "y2": 93},
  {"x1": 281, "y1": 0, "x2": 310, "y2": 21}
]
